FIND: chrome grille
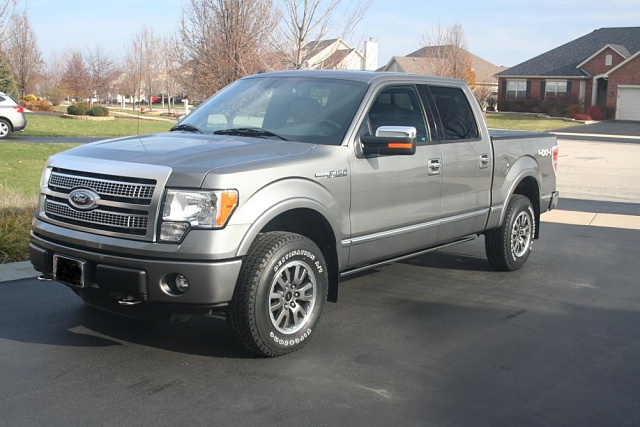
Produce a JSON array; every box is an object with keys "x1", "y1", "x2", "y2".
[{"x1": 44, "y1": 169, "x2": 158, "y2": 238}]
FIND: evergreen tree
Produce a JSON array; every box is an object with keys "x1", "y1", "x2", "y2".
[{"x1": 0, "y1": 55, "x2": 19, "y2": 98}]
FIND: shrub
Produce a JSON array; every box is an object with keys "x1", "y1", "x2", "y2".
[
  {"x1": 21, "y1": 99, "x2": 54, "y2": 112},
  {"x1": 67, "y1": 102, "x2": 90, "y2": 116},
  {"x1": 585, "y1": 105, "x2": 605, "y2": 120},
  {"x1": 24, "y1": 94, "x2": 37, "y2": 102},
  {"x1": 88, "y1": 106, "x2": 109, "y2": 117},
  {"x1": 566, "y1": 104, "x2": 584, "y2": 115}
]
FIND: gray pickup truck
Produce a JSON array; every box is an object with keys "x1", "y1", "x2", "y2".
[{"x1": 30, "y1": 71, "x2": 558, "y2": 357}]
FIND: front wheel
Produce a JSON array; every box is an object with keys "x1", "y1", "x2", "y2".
[
  {"x1": 228, "y1": 232, "x2": 328, "y2": 357},
  {"x1": 485, "y1": 195, "x2": 536, "y2": 271}
]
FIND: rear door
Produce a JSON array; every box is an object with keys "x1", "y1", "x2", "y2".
[
  {"x1": 424, "y1": 84, "x2": 493, "y2": 243},
  {"x1": 347, "y1": 84, "x2": 443, "y2": 268}
]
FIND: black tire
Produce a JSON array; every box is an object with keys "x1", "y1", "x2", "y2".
[
  {"x1": 228, "y1": 232, "x2": 328, "y2": 357},
  {"x1": 485, "y1": 195, "x2": 536, "y2": 271},
  {"x1": 0, "y1": 118, "x2": 11, "y2": 139}
]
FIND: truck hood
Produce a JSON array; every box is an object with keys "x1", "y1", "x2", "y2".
[{"x1": 53, "y1": 132, "x2": 317, "y2": 188}]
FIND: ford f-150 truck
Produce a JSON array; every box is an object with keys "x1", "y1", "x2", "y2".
[{"x1": 30, "y1": 70, "x2": 559, "y2": 357}]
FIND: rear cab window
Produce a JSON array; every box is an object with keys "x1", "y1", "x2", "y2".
[{"x1": 428, "y1": 86, "x2": 480, "y2": 141}]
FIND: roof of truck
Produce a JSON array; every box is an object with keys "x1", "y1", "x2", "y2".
[{"x1": 244, "y1": 69, "x2": 466, "y2": 86}]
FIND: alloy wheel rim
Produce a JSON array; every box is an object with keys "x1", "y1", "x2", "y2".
[
  {"x1": 511, "y1": 211, "x2": 532, "y2": 258},
  {"x1": 269, "y1": 260, "x2": 317, "y2": 334}
]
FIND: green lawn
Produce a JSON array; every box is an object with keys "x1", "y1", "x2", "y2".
[
  {"x1": 0, "y1": 142, "x2": 79, "y2": 199},
  {"x1": 485, "y1": 113, "x2": 583, "y2": 132},
  {"x1": 22, "y1": 114, "x2": 174, "y2": 138}
]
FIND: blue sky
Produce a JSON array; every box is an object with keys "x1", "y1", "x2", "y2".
[{"x1": 24, "y1": 0, "x2": 640, "y2": 68}]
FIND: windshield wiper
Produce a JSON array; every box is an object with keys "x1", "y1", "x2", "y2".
[
  {"x1": 170, "y1": 123, "x2": 202, "y2": 133},
  {"x1": 213, "y1": 128, "x2": 288, "y2": 141}
]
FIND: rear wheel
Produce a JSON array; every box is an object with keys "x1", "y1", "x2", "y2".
[
  {"x1": 485, "y1": 195, "x2": 535, "y2": 271},
  {"x1": 0, "y1": 118, "x2": 11, "y2": 139},
  {"x1": 228, "y1": 232, "x2": 328, "y2": 357}
]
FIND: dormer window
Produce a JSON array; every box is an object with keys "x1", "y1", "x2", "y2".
[{"x1": 605, "y1": 54, "x2": 612, "y2": 66}]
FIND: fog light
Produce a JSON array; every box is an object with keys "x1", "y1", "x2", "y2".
[
  {"x1": 160, "y1": 222, "x2": 190, "y2": 242},
  {"x1": 175, "y1": 274, "x2": 189, "y2": 293}
]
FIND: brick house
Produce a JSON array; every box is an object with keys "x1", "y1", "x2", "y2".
[{"x1": 496, "y1": 27, "x2": 640, "y2": 120}]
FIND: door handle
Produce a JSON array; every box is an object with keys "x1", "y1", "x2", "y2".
[
  {"x1": 479, "y1": 154, "x2": 491, "y2": 169},
  {"x1": 428, "y1": 158, "x2": 441, "y2": 175}
]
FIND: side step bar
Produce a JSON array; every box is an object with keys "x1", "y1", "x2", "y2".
[{"x1": 340, "y1": 235, "x2": 477, "y2": 278}]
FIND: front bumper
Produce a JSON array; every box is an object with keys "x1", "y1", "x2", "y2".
[{"x1": 30, "y1": 233, "x2": 243, "y2": 309}]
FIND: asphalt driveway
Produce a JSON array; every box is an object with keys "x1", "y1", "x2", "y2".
[{"x1": 553, "y1": 120, "x2": 640, "y2": 140}]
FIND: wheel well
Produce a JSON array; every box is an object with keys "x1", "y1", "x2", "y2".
[
  {"x1": 513, "y1": 177, "x2": 541, "y2": 239},
  {"x1": 262, "y1": 208, "x2": 339, "y2": 302}
]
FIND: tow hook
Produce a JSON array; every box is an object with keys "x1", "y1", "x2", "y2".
[{"x1": 117, "y1": 296, "x2": 142, "y2": 306}]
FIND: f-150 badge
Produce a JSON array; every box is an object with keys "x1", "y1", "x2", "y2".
[{"x1": 315, "y1": 170, "x2": 348, "y2": 178}]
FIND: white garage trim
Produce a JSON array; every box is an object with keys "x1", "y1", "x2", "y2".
[{"x1": 616, "y1": 85, "x2": 640, "y2": 121}]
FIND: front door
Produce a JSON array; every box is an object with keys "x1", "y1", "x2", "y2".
[{"x1": 347, "y1": 84, "x2": 443, "y2": 268}]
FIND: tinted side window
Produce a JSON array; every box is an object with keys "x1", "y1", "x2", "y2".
[
  {"x1": 430, "y1": 86, "x2": 479, "y2": 141},
  {"x1": 367, "y1": 85, "x2": 429, "y2": 143}
]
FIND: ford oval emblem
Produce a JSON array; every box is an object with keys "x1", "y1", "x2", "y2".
[{"x1": 68, "y1": 188, "x2": 100, "y2": 210}]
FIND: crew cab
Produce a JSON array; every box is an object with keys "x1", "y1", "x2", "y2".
[{"x1": 30, "y1": 71, "x2": 559, "y2": 357}]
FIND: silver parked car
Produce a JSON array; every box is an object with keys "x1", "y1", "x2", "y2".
[{"x1": 0, "y1": 92, "x2": 27, "y2": 138}]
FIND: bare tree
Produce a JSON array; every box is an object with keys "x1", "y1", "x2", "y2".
[
  {"x1": 158, "y1": 36, "x2": 183, "y2": 113},
  {"x1": 276, "y1": 0, "x2": 372, "y2": 69},
  {"x1": 176, "y1": 0, "x2": 279, "y2": 96},
  {"x1": 417, "y1": 23, "x2": 476, "y2": 85},
  {"x1": 0, "y1": 0, "x2": 17, "y2": 46},
  {"x1": 472, "y1": 84, "x2": 496, "y2": 112},
  {"x1": 61, "y1": 49, "x2": 90, "y2": 102},
  {"x1": 85, "y1": 45, "x2": 116, "y2": 106},
  {"x1": 4, "y1": 11, "x2": 44, "y2": 98},
  {"x1": 40, "y1": 49, "x2": 68, "y2": 105},
  {"x1": 123, "y1": 29, "x2": 146, "y2": 110}
]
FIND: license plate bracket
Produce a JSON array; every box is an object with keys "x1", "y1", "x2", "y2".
[{"x1": 53, "y1": 254, "x2": 85, "y2": 287}]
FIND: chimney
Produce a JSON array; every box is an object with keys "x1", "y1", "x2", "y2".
[{"x1": 364, "y1": 38, "x2": 378, "y2": 71}]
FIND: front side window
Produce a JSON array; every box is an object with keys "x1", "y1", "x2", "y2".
[
  {"x1": 366, "y1": 85, "x2": 429, "y2": 143},
  {"x1": 545, "y1": 80, "x2": 567, "y2": 97},
  {"x1": 506, "y1": 80, "x2": 527, "y2": 99}
]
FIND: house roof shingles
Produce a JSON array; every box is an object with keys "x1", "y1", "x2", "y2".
[
  {"x1": 497, "y1": 27, "x2": 640, "y2": 78},
  {"x1": 388, "y1": 46, "x2": 506, "y2": 84}
]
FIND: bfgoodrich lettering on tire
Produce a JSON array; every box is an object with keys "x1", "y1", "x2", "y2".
[
  {"x1": 485, "y1": 195, "x2": 535, "y2": 271},
  {"x1": 228, "y1": 232, "x2": 328, "y2": 357}
]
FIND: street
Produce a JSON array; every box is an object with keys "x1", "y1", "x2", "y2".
[{"x1": 0, "y1": 136, "x2": 639, "y2": 426}]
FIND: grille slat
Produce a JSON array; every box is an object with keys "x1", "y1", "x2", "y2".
[
  {"x1": 44, "y1": 170, "x2": 157, "y2": 237},
  {"x1": 46, "y1": 200, "x2": 148, "y2": 234}
]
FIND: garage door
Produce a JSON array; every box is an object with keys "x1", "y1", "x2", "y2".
[{"x1": 616, "y1": 86, "x2": 640, "y2": 120}]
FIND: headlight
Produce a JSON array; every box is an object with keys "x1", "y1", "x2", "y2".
[
  {"x1": 160, "y1": 189, "x2": 238, "y2": 242},
  {"x1": 37, "y1": 167, "x2": 53, "y2": 215}
]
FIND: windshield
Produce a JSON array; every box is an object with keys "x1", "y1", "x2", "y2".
[{"x1": 176, "y1": 75, "x2": 368, "y2": 145}]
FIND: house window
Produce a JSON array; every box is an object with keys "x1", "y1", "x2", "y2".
[
  {"x1": 605, "y1": 54, "x2": 612, "y2": 66},
  {"x1": 506, "y1": 80, "x2": 527, "y2": 98},
  {"x1": 545, "y1": 81, "x2": 567, "y2": 97}
]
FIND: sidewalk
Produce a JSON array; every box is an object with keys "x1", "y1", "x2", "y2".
[{"x1": 0, "y1": 261, "x2": 39, "y2": 283}]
